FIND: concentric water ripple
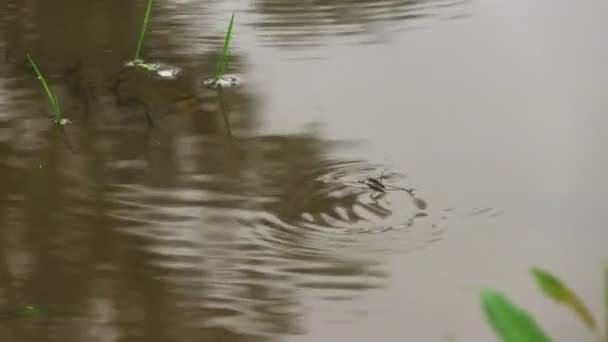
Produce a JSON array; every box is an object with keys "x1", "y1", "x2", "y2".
[
  {"x1": 99, "y1": 143, "x2": 449, "y2": 337},
  {"x1": 233, "y1": 159, "x2": 442, "y2": 256}
]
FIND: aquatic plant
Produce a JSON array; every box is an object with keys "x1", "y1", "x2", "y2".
[
  {"x1": 125, "y1": 0, "x2": 181, "y2": 78},
  {"x1": 480, "y1": 288, "x2": 550, "y2": 342},
  {"x1": 530, "y1": 266, "x2": 597, "y2": 332},
  {"x1": 605, "y1": 265, "x2": 608, "y2": 342},
  {"x1": 479, "y1": 265, "x2": 608, "y2": 342},
  {"x1": 203, "y1": 14, "x2": 238, "y2": 88},
  {"x1": 215, "y1": 13, "x2": 235, "y2": 80},
  {"x1": 26, "y1": 54, "x2": 67, "y2": 125},
  {"x1": 133, "y1": 0, "x2": 153, "y2": 62}
]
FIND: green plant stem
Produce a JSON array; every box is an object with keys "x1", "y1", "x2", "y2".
[
  {"x1": 134, "y1": 0, "x2": 153, "y2": 61},
  {"x1": 26, "y1": 54, "x2": 62, "y2": 124}
]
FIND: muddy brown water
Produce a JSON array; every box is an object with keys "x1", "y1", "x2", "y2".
[{"x1": 1, "y1": 0, "x2": 607, "y2": 341}]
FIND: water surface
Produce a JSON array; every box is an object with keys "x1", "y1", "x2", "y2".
[{"x1": 1, "y1": 0, "x2": 607, "y2": 341}]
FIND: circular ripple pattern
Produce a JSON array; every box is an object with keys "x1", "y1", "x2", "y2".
[{"x1": 232, "y1": 157, "x2": 446, "y2": 259}]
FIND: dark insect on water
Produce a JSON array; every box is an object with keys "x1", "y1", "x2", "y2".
[
  {"x1": 363, "y1": 177, "x2": 387, "y2": 192},
  {"x1": 360, "y1": 174, "x2": 427, "y2": 210}
]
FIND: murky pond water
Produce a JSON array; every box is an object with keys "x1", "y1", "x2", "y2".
[{"x1": 1, "y1": 0, "x2": 608, "y2": 341}]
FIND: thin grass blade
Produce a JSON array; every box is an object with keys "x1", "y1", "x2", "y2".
[
  {"x1": 479, "y1": 288, "x2": 550, "y2": 342},
  {"x1": 26, "y1": 54, "x2": 62, "y2": 123},
  {"x1": 215, "y1": 13, "x2": 235, "y2": 79},
  {"x1": 530, "y1": 266, "x2": 597, "y2": 332},
  {"x1": 134, "y1": 0, "x2": 154, "y2": 61},
  {"x1": 604, "y1": 262, "x2": 607, "y2": 341}
]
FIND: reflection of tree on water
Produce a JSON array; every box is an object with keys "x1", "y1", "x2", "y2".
[
  {"x1": 0, "y1": 32, "x2": 387, "y2": 342},
  {"x1": 0, "y1": 115, "x2": 391, "y2": 341},
  {"x1": 0, "y1": 1, "x2": 415, "y2": 341},
  {"x1": 251, "y1": 0, "x2": 468, "y2": 47}
]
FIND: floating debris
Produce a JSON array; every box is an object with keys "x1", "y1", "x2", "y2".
[
  {"x1": 203, "y1": 74, "x2": 240, "y2": 89},
  {"x1": 125, "y1": 59, "x2": 181, "y2": 79},
  {"x1": 58, "y1": 118, "x2": 71, "y2": 126}
]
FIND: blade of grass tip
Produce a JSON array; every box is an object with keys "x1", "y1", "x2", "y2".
[
  {"x1": 215, "y1": 13, "x2": 235, "y2": 79},
  {"x1": 26, "y1": 54, "x2": 62, "y2": 123},
  {"x1": 530, "y1": 266, "x2": 597, "y2": 333},
  {"x1": 134, "y1": 0, "x2": 154, "y2": 61}
]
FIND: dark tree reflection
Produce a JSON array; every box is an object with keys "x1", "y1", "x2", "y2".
[{"x1": 0, "y1": 1, "x2": 396, "y2": 342}]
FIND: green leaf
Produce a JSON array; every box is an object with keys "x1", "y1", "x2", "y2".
[
  {"x1": 26, "y1": 54, "x2": 63, "y2": 124},
  {"x1": 215, "y1": 13, "x2": 235, "y2": 79},
  {"x1": 134, "y1": 0, "x2": 154, "y2": 61},
  {"x1": 530, "y1": 266, "x2": 597, "y2": 331},
  {"x1": 604, "y1": 263, "x2": 607, "y2": 340},
  {"x1": 479, "y1": 288, "x2": 550, "y2": 342}
]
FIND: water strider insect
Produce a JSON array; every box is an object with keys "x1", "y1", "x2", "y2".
[
  {"x1": 359, "y1": 173, "x2": 427, "y2": 210},
  {"x1": 363, "y1": 176, "x2": 387, "y2": 192}
]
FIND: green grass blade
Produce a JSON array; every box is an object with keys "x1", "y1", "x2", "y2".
[
  {"x1": 134, "y1": 0, "x2": 154, "y2": 61},
  {"x1": 26, "y1": 54, "x2": 62, "y2": 123},
  {"x1": 530, "y1": 266, "x2": 597, "y2": 332},
  {"x1": 479, "y1": 288, "x2": 550, "y2": 342},
  {"x1": 215, "y1": 13, "x2": 235, "y2": 79},
  {"x1": 604, "y1": 263, "x2": 607, "y2": 341}
]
